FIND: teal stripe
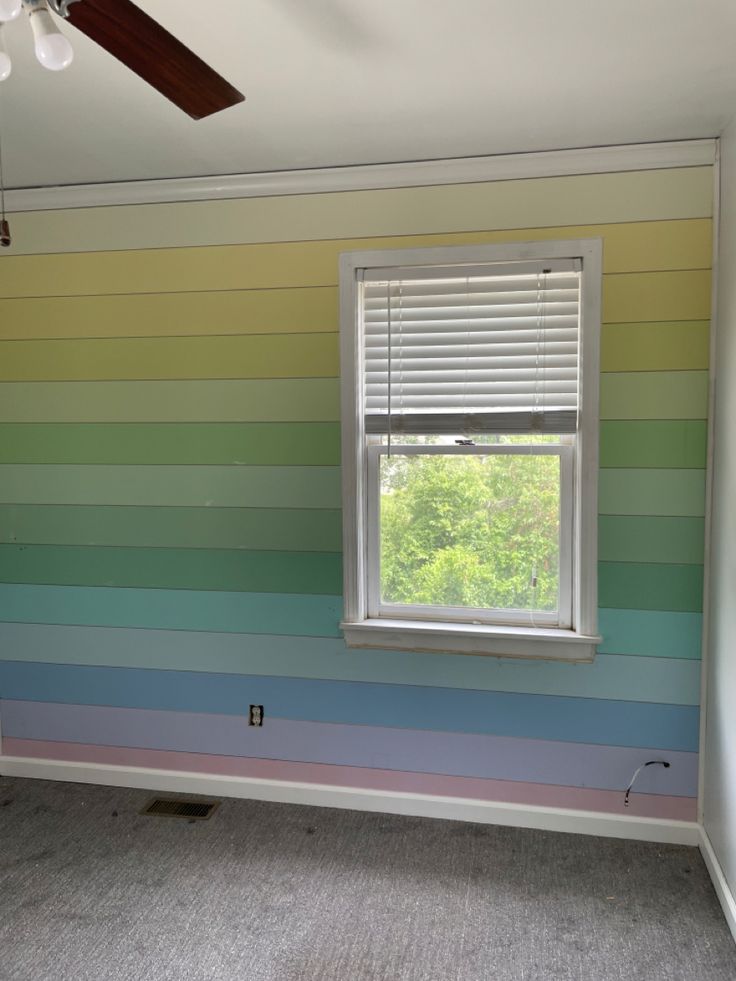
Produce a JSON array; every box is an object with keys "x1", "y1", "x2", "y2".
[
  {"x1": 599, "y1": 516, "x2": 705, "y2": 564},
  {"x1": 0, "y1": 623, "x2": 700, "y2": 706},
  {"x1": 0, "y1": 422, "x2": 342, "y2": 466},
  {"x1": 0, "y1": 464, "x2": 341, "y2": 509},
  {"x1": 0, "y1": 505, "x2": 343, "y2": 551},
  {"x1": 0, "y1": 545, "x2": 342, "y2": 595},
  {"x1": 597, "y1": 609, "x2": 702, "y2": 659},
  {"x1": 0, "y1": 583, "x2": 342, "y2": 636},
  {"x1": 599, "y1": 562, "x2": 704, "y2": 612},
  {"x1": 599, "y1": 469, "x2": 706, "y2": 516}
]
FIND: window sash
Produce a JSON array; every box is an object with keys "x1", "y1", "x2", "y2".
[{"x1": 365, "y1": 443, "x2": 574, "y2": 629}]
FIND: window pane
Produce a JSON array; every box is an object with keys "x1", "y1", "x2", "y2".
[{"x1": 379, "y1": 452, "x2": 560, "y2": 614}]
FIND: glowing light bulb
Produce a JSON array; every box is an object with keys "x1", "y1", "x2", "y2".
[
  {"x1": 0, "y1": 0, "x2": 21, "y2": 23},
  {"x1": 28, "y1": 1, "x2": 73, "y2": 71},
  {"x1": 0, "y1": 26, "x2": 10, "y2": 80}
]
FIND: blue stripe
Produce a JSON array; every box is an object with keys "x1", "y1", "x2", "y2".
[{"x1": 0, "y1": 661, "x2": 700, "y2": 750}]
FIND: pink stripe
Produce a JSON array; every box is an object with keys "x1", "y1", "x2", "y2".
[{"x1": 3, "y1": 738, "x2": 697, "y2": 822}]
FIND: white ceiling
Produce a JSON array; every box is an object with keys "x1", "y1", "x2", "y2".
[{"x1": 0, "y1": 0, "x2": 735, "y2": 189}]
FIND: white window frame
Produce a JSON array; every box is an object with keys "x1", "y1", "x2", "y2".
[{"x1": 339, "y1": 239, "x2": 602, "y2": 662}]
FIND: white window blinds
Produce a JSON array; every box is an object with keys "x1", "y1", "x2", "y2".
[{"x1": 362, "y1": 258, "x2": 582, "y2": 434}]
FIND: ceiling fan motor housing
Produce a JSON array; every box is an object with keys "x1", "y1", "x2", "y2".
[{"x1": 47, "y1": 0, "x2": 79, "y2": 16}]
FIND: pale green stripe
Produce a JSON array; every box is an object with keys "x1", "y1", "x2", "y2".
[
  {"x1": 0, "y1": 623, "x2": 700, "y2": 705},
  {"x1": 0, "y1": 465, "x2": 341, "y2": 509},
  {"x1": 599, "y1": 469, "x2": 706, "y2": 516},
  {"x1": 0, "y1": 379, "x2": 341, "y2": 423},
  {"x1": 600, "y1": 371, "x2": 708, "y2": 419},
  {"x1": 7, "y1": 168, "x2": 713, "y2": 257}
]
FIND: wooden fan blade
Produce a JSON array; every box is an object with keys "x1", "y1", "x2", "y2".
[{"x1": 65, "y1": 0, "x2": 245, "y2": 119}]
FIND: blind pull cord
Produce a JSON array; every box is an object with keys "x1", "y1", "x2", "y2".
[
  {"x1": 386, "y1": 281, "x2": 392, "y2": 458},
  {"x1": 0, "y1": 90, "x2": 10, "y2": 247}
]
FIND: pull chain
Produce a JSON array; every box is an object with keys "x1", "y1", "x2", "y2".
[{"x1": 0, "y1": 93, "x2": 10, "y2": 247}]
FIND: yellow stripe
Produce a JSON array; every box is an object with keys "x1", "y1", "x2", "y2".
[
  {"x1": 0, "y1": 220, "x2": 712, "y2": 302},
  {"x1": 0, "y1": 287, "x2": 338, "y2": 341},
  {"x1": 603, "y1": 270, "x2": 711, "y2": 324},
  {"x1": 7, "y1": 167, "x2": 713, "y2": 257},
  {"x1": 0, "y1": 333, "x2": 338, "y2": 382}
]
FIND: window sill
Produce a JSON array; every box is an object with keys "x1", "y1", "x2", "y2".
[{"x1": 341, "y1": 618, "x2": 600, "y2": 662}]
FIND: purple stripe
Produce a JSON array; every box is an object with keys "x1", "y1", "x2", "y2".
[{"x1": 0, "y1": 699, "x2": 698, "y2": 797}]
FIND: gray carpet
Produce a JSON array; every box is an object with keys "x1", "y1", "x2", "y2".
[{"x1": 0, "y1": 777, "x2": 733, "y2": 981}]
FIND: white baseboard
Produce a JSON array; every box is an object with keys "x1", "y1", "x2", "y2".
[
  {"x1": 0, "y1": 754, "x2": 699, "y2": 846},
  {"x1": 699, "y1": 827, "x2": 736, "y2": 944}
]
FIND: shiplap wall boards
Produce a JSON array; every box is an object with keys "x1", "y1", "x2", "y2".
[{"x1": 0, "y1": 159, "x2": 711, "y2": 831}]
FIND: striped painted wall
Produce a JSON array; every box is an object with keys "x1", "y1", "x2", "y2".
[{"x1": 0, "y1": 164, "x2": 711, "y2": 823}]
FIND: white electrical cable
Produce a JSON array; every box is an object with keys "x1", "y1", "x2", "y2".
[{"x1": 624, "y1": 760, "x2": 670, "y2": 807}]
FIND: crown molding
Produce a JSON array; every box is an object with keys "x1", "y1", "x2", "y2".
[{"x1": 5, "y1": 139, "x2": 717, "y2": 213}]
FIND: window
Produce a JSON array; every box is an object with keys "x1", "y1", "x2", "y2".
[{"x1": 340, "y1": 240, "x2": 602, "y2": 661}]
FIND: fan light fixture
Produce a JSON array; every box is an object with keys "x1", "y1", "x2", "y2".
[
  {"x1": 27, "y1": 0, "x2": 73, "y2": 70},
  {"x1": 0, "y1": 26, "x2": 12, "y2": 80},
  {"x1": 0, "y1": 0, "x2": 22, "y2": 22},
  {"x1": 0, "y1": 0, "x2": 73, "y2": 78}
]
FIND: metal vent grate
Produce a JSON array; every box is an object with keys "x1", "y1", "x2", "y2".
[{"x1": 141, "y1": 797, "x2": 220, "y2": 820}]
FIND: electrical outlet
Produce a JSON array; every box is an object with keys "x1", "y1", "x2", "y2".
[{"x1": 248, "y1": 704, "x2": 264, "y2": 727}]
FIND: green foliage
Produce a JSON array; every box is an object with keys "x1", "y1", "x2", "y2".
[{"x1": 380, "y1": 451, "x2": 560, "y2": 613}]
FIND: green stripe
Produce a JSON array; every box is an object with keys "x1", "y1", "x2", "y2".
[
  {"x1": 600, "y1": 370, "x2": 708, "y2": 419},
  {"x1": 0, "y1": 379, "x2": 341, "y2": 423},
  {"x1": 0, "y1": 464, "x2": 341, "y2": 508},
  {"x1": 0, "y1": 505, "x2": 343, "y2": 551},
  {"x1": 601, "y1": 321, "x2": 709, "y2": 372},
  {"x1": 599, "y1": 469, "x2": 706, "y2": 516},
  {"x1": 0, "y1": 545, "x2": 342, "y2": 594},
  {"x1": 599, "y1": 516, "x2": 705, "y2": 564},
  {"x1": 599, "y1": 562, "x2": 704, "y2": 612},
  {"x1": 0, "y1": 423, "x2": 341, "y2": 466},
  {"x1": 600, "y1": 421, "x2": 707, "y2": 468}
]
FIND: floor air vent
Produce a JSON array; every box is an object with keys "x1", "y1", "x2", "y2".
[{"x1": 141, "y1": 797, "x2": 220, "y2": 820}]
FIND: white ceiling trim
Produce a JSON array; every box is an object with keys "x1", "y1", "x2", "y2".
[{"x1": 6, "y1": 139, "x2": 716, "y2": 213}]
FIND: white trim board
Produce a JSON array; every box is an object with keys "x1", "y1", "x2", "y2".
[
  {"x1": 699, "y1": 827, "x2": 736, "y2": 945},
  {"x1": 5, "y1": 140, "x2": 716, "y2": 213},
  {"x1": 0, "y1": 755, "x2": 699, "y2": 847}
]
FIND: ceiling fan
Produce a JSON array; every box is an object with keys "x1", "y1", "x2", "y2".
[{"x1": 0, "y1": 0, "x2": 245, "y2": 119}]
